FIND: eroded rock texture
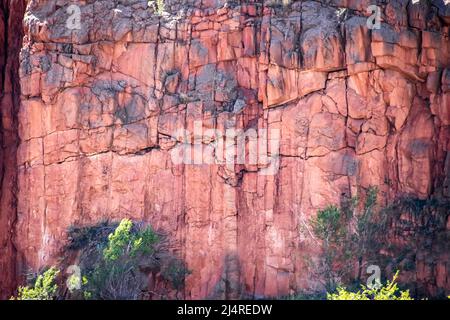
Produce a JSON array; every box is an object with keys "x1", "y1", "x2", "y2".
[{"x1": 4, "y1": 0, "x2": 450, "y2": 298}]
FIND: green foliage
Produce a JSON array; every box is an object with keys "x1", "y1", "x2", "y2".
[
  {"x1": 131, "y1": 225, "x2": 159, "y2": 257},
  {"x1": 81, "y1": 219, "x2": 160, "y2": 299},
  {"x1": 84, "y1": 258, "x2": 142, "y2": 300},
  {"x1": 304, "y1": 188, "x2": 449, "y2": 299},
  {"x1": 148, "y1": 0, "x2": 165, "y2": 15},
  {"x1": 305, "y1": 186, "x2": 387, "y2": 291},
  {"x1": 83, "y1": 290, "x2": 92, "y2": 300},
  {"x1": 68, "y1": 218, "x2": 188, "y2": 300},
  {"x1": 308, "y1": 205, "x2": 348, "y2": 291},
  {"x1": 103, "y1": 218, "x2": 159, "y2": 261},
  {"x1": 66, "y1": 273, "x2": 80, "y2": 292},
  {"x1": 283, "y1": 291, "x2": 326, "y2": 300},
  {"x1": 156, "y1": 0, "x2": 165, "y2": 14},
  {"x1": 327, "y1": 271, "x2": 413, "y2": 300},
  {"x1": 12, "y1": 267, "x2": 60, "y2": 300},
  {"x1": 103, "y1": 219, "x2": 133, "y2": 261},
  {"x1": 364, "y1": 186, "x2": 378, "y2": 211},
  {"x1": 312, "y1": 205, "x2": 345, "y2": 243}
]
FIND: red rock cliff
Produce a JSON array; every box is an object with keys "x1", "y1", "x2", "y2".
[{"x1": 1, "y1": 0, "x2": 449, "y2": 299}]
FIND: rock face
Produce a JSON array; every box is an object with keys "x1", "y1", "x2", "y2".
[{"x1": 0, "y1": 0, "x2": 449, "y2": 298}]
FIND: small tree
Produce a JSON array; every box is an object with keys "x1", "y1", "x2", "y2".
[
  {"x1": 82, "y1": 219, "x2": 160, "y2": 300},
  {"x1": 305, "y1": 186, "x2": 386, "y2": 291},
  {"x1": 309, "y1": 205, "x2": 348, "y2": 291}
]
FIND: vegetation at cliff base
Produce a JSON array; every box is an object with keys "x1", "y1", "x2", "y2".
[
  {"x1": 11, "y1": 219, "x2": 189, "y2": 300},
  {"x1": 327, "y1": 271, "x2": 413, "y2": 300},
  {"x1": 300, "y1": 186, "x2": 449, "y2": 299},
  {"x1": 79, "y1": 218, "x2": 161, "y2": 300},
  {"x1": 11, "y1": 267, "x2": 59, "y2": 300},
  {"x1": 303, "y1": 186, "x2": 384, "y2": 292},
  {"x1": 69, "y1": 218, "x2": 189, "y2": 300}
]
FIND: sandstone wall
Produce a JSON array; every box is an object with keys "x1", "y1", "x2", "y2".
[{"x1": 4, "y1": 0, "x2": 450, "y2": 298}]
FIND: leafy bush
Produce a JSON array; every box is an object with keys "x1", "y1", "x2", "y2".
[
  {"x1": 327, "y1": 271, "x2": 413, "y2": 300},
  {"x1": 312, "y1": 205, "x2": 344, "y2": 243},
  {"x1": 103, "y1": 218, "x2": 133, "y2": 261},
  {"x1": 12, "y1": 267, "x2": 60, "y2": 300},
  {"x1": 66, "y1": 218, "x2": 189, "y2": 300},
  {"x1": 102, "y1": 219, "x2": 159, "y2": 261},
  {"x1": 304, "y1": 186, "x2": 389, "y2": 291},
  {"x1": 80, "y1": 219, "x2": 160, "y2": 299}
]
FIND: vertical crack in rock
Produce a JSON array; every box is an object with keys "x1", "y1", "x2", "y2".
[{"x1": 0, "y1": 0, "x2": 26, "y2": 299}]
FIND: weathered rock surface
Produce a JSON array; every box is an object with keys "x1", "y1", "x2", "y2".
[{"x1": 0, "y1": 0, "x2": 449, "y2": 298}]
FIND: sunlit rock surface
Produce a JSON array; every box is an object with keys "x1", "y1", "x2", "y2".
[{"x1": 0, "y1": 0, "x2": 449, "y2": 299}]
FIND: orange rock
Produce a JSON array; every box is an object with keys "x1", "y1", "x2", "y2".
[{"x1": 0, "y1": 0, "x2": 448, "y2": 300}]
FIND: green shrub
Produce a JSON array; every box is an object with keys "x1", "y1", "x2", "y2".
[
  {"x1": 148, "y1": 0, "x2": 165, "y2": 15},
  {"x1": 327, "y1": 271, "x2": 413, "y2": 300},
  {"x1": 131, "y1": 224, "x2": 159, "y2": 257},
  {"x1": 103, "y1": 218, "x2": 134, "y2": 261},
  {"x1": 103, "y1": 219, "x2": 159, "y2": 261},
  {"x1": 12, "y1": 267, "x2": 60, "y2": 300},
  {"x1": 308, "y1": 205, "x2": 349, "y2": 291},
  {"x1": 69, "y1": 218, "x2": 188, "y2": 300},
  {"x1": 81, "y1": 219, "x2": 160, "y2": 299},
  {"x1": 304, "y1": 186, "x2": 389, "y2": 291},
  {"x1": 312, "y1": 205, "x2": 345, "y2": 243}
]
